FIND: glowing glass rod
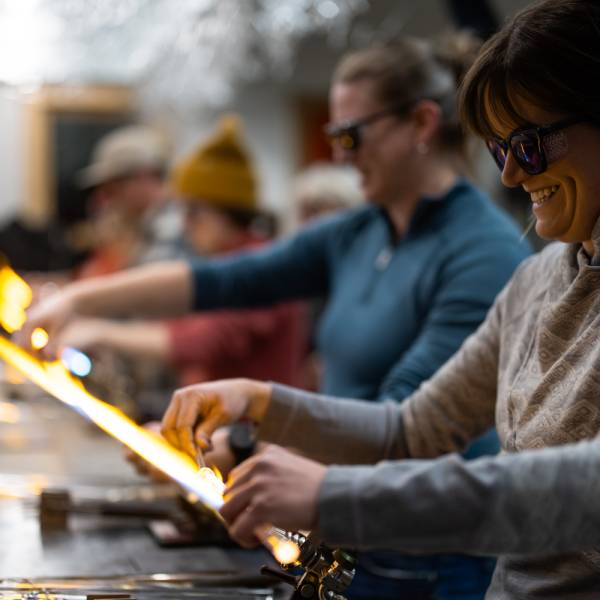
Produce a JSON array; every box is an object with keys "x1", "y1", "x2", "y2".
[{"x1": 0, "y1": 336, "x2": 299, "y2": 564}]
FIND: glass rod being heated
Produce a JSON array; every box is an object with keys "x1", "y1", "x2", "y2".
[
  {"x1": 0, "y1": 335, "x2": 299, "y2": 565},
  {"x1": 0, "y1": 261, "x2": 299, "y2": 564}
]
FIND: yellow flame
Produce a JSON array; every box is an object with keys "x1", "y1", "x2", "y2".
[
  {"x1": 266, "y1": 535, "x2": 300, "y2": 565},
  {"x1": 0, "y1": 266, "x2": 32, "y2": 333},
  {"x1": 255, "y1": 524, "x2": 301, "y2": 565},
  {"x1": 0, "y1": 336, "x2": 223, "y2": 510},
  {"x1": 0, "y1": 335, "x2": 299, "y2": 564},
  {"x1": 0, "y1": 260, "x2": 300, "y2": 565},
  {"x1": 31, "y1": 328, "x2": 49, "y2": 350}
]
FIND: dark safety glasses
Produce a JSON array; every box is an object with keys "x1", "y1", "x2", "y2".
[
  {"x1": 486, "y1": 115, "x2": 590, "y2": 175},
  {"x1": 324, "y1": 103, "x2": 414, "y2": 152}
]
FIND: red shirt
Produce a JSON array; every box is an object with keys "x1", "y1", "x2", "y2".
[{"x1": 165, "y1": 236, "x2": 307, "y2": 387}]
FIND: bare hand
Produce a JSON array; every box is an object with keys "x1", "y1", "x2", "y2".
[
  {"x1": 16, "y1": 288, "x2": 78, "y2": 359},
  {"x1": 161, "y1": 378, "x2": 272, "y2": 460},
  {"x1": 220, "y1": 445, "x2": 326, "y2": 547},
  {"x1": 125, "y1": 423, "x2": 237, "y2": 481},
  {"x1": 58, "y1": 318, "x2": 107, "y2": 353}
]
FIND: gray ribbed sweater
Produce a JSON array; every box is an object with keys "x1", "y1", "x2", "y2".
[{"x1": 260, "y1": 241, "x2": 600, "y2": 599}]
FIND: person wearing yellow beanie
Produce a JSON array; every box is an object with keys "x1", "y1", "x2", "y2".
[
  {"x1": 171, "y1": 115, "x2": 266, "y2": 256},
  {"x1": 172, "y1": 115, "x2": 257, "y2": 211}
]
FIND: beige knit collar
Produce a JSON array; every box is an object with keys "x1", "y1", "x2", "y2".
[{"x1": 589, "y1": 216, "x2": 600, "y2": 264}]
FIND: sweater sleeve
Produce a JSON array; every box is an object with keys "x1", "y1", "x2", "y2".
[
  {"x1": 259, "y1": 384, "x2": 408, "y2": 465},
  {"x1": 317, "y1": 438, "x2": 600, "y2": 555},
  {"x1": 260, "y1": 279, "x2": 505, "y2": 462},
  {"x1": 189, "y1": 213, "x2": 348, "y2": 310},
  {"x1": 376, "y1": 236, "x2": 529, "y2": 402},
  {"x1": 398, "y1": 275, "x2": 505, "y2": 458}
]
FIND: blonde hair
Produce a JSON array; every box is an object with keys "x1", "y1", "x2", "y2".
[{"x1": 334, "y1": 33, "x2": 482, "y2": 157}]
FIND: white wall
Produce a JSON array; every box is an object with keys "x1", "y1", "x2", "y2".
[
  {"x1": 0, "y1": 88, "x2": 24, "y2": 225},
  {"x1": 0, "y1": 0, "x2": 535, "y2": 232},
  {"x1": 162, "y1": 82, "x2": 302, "y2": 233}
]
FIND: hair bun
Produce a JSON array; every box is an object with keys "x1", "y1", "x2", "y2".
[{"x1": 434, "y1": 31, "x2": 483, "y2": 85}]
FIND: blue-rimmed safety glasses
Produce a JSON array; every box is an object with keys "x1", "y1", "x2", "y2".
[{"x1": 486, "y1": 116, "x2": 590, "y2": 175}]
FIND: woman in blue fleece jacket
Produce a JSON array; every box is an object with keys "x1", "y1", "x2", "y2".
[{"x1": 22, "y1": 35, "x2": 529, "y2": 600}]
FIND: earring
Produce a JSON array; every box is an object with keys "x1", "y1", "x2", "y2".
[{"x1": 416, "y1": 142, "x2": 429, "y2": 155}]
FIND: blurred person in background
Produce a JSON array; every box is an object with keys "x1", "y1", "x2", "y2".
[
  {"x1": 293, "y1": 162, "x2": 363, "y2": 390},
  {"x1": 20, "y1": 34, "x2": 531, "y2": 599},
  {"x1": 293, "y1": 162, "x2": 363, "y2": 225},
  {"x1": 76, "y1": 125, "x2": 182, "y2": 278}
]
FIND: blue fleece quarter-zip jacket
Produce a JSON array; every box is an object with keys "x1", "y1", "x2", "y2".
[{"x1": 191, "y1": 179, "x2": 530, "y2": 405}]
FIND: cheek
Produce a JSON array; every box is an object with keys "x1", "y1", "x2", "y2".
[
  {"x1": 555, "y1": 175, "x2": 599, "y2": 241},
  {"x1": 386, "y1": 132, "x2": 414, "y2": 164},
  {"x1": 367, "y1": 141, "x2": 404, "y2": 176},
  {"x1": 569, "y1": 166, "x2": 600, "y2": 220},
  {"x1": 564, "y1": 136, "x2": 600, "y2": 218}
]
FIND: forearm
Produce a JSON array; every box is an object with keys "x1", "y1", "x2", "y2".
[
  {"x1": 95, "y1": 320, "x2": 171, "y2": 362},
  {"x1": 397, "y1": 297, "x2": 502, "y2": 458},
  {"x1": 69, "y1": 261, "x2": 193, "y2": 319},
  {"x1": 318, "y1": 440, "x2": 600, "y2": 555},
  {"x1": 258, "y1": 384, "x2": 408, "y2": 465}
]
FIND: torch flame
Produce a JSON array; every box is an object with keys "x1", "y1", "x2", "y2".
[
  {"x1": 0, "y1": 337, "x2": 299, "y2": 563},
  {"x1": 0, "y1": 262, "x2": 300, "y2": 565},
  {"x1": 0, "y1": 337, "x2": 225, "y2": 511},
  {"x1": 0, "y1": 265, "x2": 32, "y2": 333},
  {"x1": 30, "y1": 328, "x2": 49, "y2": 350}
]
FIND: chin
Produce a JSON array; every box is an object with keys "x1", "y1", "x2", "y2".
[
  {"x1": 534, "y1": 214, "x2": 567, "y2": 241},
  {"x1": 359, "y1": 178, "x2": 377, "y2": 200},
  {"x1": 536, "y1": 222, "x2": 583, "y2": 244},
  {"x1": 535, "y1": 223, "x2": 563, "y2": 242}
]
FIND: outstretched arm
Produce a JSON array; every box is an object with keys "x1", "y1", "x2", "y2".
[
  {"x1": 58, "y1": 318, "x2": 172, "y2": 362},
  {"x1": 158, "y1": 293, "x2": 500, "y2": 469},
  {"x1": 220, "y1": 438, "x2": 600, "y2": 556},
  {"x1": 18, "y1": 261, "x2": 192, "y2": 358}
]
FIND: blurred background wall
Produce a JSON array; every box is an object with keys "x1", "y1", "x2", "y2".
[{"x1": 0, "y1": 0, "x2": 532, "y2": 248}]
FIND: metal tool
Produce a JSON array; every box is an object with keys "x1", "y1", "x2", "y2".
[
  {"x1": 195, "y1": 446, "x2": 206, "y2": 470},
  {"x1": 261, "y1": 531, "x2": 356, "y2": 600}
]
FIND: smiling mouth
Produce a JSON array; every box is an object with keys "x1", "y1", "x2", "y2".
[{"x1": 530, "y1": 185, "x2": 559, "y2": 208}]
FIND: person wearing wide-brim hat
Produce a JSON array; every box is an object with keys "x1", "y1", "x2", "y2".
[{"x1": 75, "y1": 125, "x2": 178, "y2": 278}]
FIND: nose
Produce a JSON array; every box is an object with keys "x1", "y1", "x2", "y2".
[{"x1": 500, "y1": 151, "x2": 529, "y2": 188}]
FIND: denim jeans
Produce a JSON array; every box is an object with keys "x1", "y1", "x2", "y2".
[
  {"x1": 346, "y1": 552, "x2": 496, "y2": 600},
  {"x1": 346, "y1": 430, "x2": 500, "y2": 599}
]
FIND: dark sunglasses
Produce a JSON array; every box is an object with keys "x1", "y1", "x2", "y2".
[
  {"x1": 324, "y1": 103, "x2": 414, "y2": 152},
  {"x1": 486, "y1": 115, "x2": 590, "y2": 175}
]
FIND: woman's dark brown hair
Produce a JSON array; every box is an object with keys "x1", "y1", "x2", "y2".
[
  {"x1": 333, "y1": 33, "x2": 481, "y2": 156},
  {"x1": 459, "y1": 0, "x2": 600, "y2": 139}
]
